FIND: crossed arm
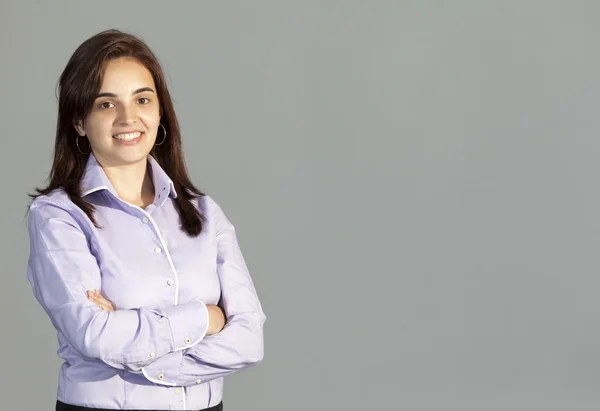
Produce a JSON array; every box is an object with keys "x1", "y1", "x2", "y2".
[
  {"x1": 27, "y1": 197, "x2": 265, "y2": 387},
  {"x1": 87, "y1": 289, "x2": 226, "y2": 336}
]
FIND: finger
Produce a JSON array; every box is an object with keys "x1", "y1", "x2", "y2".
[
  {"x1": 87, "y1": 292, "x2": 103, "y2": 303},
  {"x1": 97, "y1": 296, "x2": 115, "y2": 310},
  {"x1": 87, "y1": 290, "x2": 115, "y2": 311},
  {"x1": 97, "y1": 297, "x2": 115, "y2": 311},
  {"x1": 89, "y1": 290, "x2": 108, "y2": 303},
  {"x1": 87, "y1": 292, "x2": 111, "y2": 311},
  {"x1": 89, "y1": 292, "x2": 106, "y2": 303},
  {"x1": 95, "y1": 301, "x2": 112, "y2": 311},
  {"x1": 88, "y1": 295, "x2": 107, "y2": 308}
]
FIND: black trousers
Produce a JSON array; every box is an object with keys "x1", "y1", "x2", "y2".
[{"x1": 56, "y1": 400, "x2": 223, "y2": 411}]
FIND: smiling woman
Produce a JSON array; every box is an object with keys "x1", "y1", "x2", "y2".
[
  {"x1": 73, "y1": 57, "x2": 164, "y2": 206},
  {"x1": 25, "y1": 29, "x2": 266, "y2": 411},
  {"x1": 75, "y1": 60, "x2": 161, "y2": 168}
]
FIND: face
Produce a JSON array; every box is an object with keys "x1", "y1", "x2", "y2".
[{"x1": 75, "y1": 57, "x2": 161, "y2": 167}]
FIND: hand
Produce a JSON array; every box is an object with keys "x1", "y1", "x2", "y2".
[
  {"x1": 87, "y1": 289, "x2": 116, "y2": 312},
  {"x1": 206, "y1": 304, "x2": 226, "y2": 336}
]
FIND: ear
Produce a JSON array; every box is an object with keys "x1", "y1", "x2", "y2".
[{"x1": 73, "y1": 120, "x2": 85, "y2": 136}]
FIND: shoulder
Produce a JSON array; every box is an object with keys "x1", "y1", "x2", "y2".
[
  {"x1": 29, "y1": 187, "x2": 71, "y2": 210},
  {"x1": 28, "y1": 188, "x2": 89, "y2": 230},
  {"x1": 195, "y1": 193, "x2": 234, "y2": 232}
]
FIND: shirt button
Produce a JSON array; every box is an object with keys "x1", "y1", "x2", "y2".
[
  {"x1": 149, "y1": 351, "x2": 156, "y2": 358},
  {"x1": 167, "y1": 279, "x2": 174, "y2": 286},
  {"x1": 154, "y1": 247, "x2": 162, "y2": 254},
  {"x1": 158, "y1": 373, "x2": 164, "y2": 380},
  {"x1": 185, "y1": 337, "x2": 192, "y2": 345},
  {"x1": 196, "y1": 379, "x2": 201, "y2": 384},
  {"x1": 174, "y1": 388, "x2": 181, "y2": 395},
  {"x1": 142, "y1": 217, "x2": 149, "y2": 224}
]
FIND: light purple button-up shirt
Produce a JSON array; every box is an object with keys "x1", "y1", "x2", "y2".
[{"x1": 26, "y1": 153, "x2": 266, "y2": 410}]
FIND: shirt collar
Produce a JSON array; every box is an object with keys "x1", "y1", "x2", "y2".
[{"x1": 81, "y1": 153, "x2": 177, "y2": 204}]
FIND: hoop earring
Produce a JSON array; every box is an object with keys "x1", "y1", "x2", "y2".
[
  {"x1": 155, "y1": 124, "x2": 167, "y2": 146},
  {"x1": 76, "y1": 135, "x2": 90, "y2": 155}
]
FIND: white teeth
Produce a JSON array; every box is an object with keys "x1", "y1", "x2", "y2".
[{"x1": 113, "y1": 131, "x2": 142, "y2": 141}]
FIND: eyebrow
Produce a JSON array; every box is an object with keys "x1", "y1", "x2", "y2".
[{"x1": 96, "y1": 87, "x2": 155, "y2": 99}]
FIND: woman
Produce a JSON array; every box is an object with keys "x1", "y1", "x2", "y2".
[{"x1": 26, "y1": 29, "x2": 266, "y2": 411}]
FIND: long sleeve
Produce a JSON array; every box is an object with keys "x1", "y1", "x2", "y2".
[
  {"x1": 26, "y1": 201, "x2": 210, "y2": 372},
  {"x1": 141, "y1": 198, "x2": 266, "y2": 386}
]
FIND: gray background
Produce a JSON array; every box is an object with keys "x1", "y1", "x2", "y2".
[{"x1": 1, "y1": 0, "x2": 600, "y2": 410}]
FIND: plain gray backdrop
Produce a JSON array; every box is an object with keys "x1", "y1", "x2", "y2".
[{"x1": 2, "y1": 1, "x2": 600, "y2": 410}]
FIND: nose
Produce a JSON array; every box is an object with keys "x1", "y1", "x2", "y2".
[{"x1": 114, "y1": 102, "x2": 138, "y2": 126}]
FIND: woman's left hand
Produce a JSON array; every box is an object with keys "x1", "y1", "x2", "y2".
[{"x1": 87, "y1": 289, "x2": 116, "y2": 311}]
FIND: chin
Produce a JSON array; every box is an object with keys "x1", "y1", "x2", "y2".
[{"x1": 103, "y1": 150, "x2": 152, "y2": 167}]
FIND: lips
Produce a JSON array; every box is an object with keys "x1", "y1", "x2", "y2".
[{"x1": 113, "y1": 131, "x2": 143, "y2": 141}]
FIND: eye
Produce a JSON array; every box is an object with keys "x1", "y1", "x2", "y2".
[
  {"x1": 138, "y1": 97, "x2": 150, "y2": 104},
  {"x1": 99, "y1": 101, "x2": 114, "y2": 109}
]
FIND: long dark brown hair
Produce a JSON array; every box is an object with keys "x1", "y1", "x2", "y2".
[{"x1": 29, "y1": 29, "x2": 205, "y2": 237}]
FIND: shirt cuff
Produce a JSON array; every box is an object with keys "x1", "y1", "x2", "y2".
[
  {"x1": 164, "y1": 300, "x2": 209, "y2": 351},
  {"x1": 141, "y1": 350, "x2": 182, "y2": 386}
]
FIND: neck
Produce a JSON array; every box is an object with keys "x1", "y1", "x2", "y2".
[{"x1": 100, "y1": 158, "x2": 155, "y2": 208}]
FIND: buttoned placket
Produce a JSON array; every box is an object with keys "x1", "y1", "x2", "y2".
[
  {"x1": 122, "y1": 200, "x2": 189, "y2": 408},
  {"x1": 128, "y1": 203, "x2": 180, "y2": 305},
  {"x1": 78, "y1": 156, "x2": 191, "y2": 407}
]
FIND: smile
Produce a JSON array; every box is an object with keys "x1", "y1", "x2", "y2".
[{"x1": 113, "y1": 131, "x2": 143, "y2": 141}]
